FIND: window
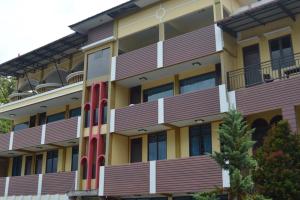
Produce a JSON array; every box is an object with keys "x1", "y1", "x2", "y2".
[
  {"x1": 71, "y1": 146, "x2": 79, "y2": 171},
  {"x1": 38, "y1": 112, "x2": 46, "y2": 126},
  {"x1": 130, "y1": 138, "x2": 142, "y2": 163},
  {"x1": 84, "y1": 110, "x2": 90, "y2": 128},
  {"x1": 102, "y1": 104, "x2": 107, "y2": 124},
  {"x1": 13, "y1": 122, "x2": 29, "y2": 132},
  {"x1": 148, "y1": 132, "x2": 167, "y2": 161},
  {"x1": 87, "y1": 48, "x2": 111, "y2": 80},
  {"x1": 69, "y1": 107, "x2": 81, "y2": 118},
  {"x1": 269, "y1": 35, "x2": 294, "y2": 70},
  {"x1": 180, "y1": 73, "x2": 216, "y2": 94},
  {"x1": 29, "y1": 115, "x2": 36, "y2": 128},
  {"x1": 24, "y1": 156, "x2": 33, "y2": 175},
  {"x1": 130, "y1": 86, "x2": 141, "y2": 104},
  {"x1": 47, "y1": 112, "x2": 65, "y2": 123},
  {"x1": 12, "y1": 156, "x2": 22, "y2": 176},
  {"x1": 143, "y1": 83, "x2": 173, "y2": 102},
  {"x1": 93, "y1": 107, "x2": 99, "y2": 126},
  {"x1": 35, "y1": 154, "x2": 43, "y2": 174},
  {"x1": 189, "y1": 124, "x2": 212, "y2": 156},
  {"x1": 46, "y1": 150, "x2": 58, "y2": 173}
]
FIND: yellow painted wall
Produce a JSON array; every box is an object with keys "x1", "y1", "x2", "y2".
[
  {"x1": 221, "y1": 0, "x2": 241, "y2": 14},
  {"x1": 212, "y1": 121, "x2": 221, "y2": 153},
  {"x1": 7, "y1": 146, "x2": 76, "y2": 177},
  {"x1": 236, "y1": 16, "x2": 300, "y2": 69},
  {"x1": 118, "y1": 0, "x2": 215, "y2": 38},
  {"x1": 110, "y1": 133, "x2": 129, "y2": 165},
  {"x1": 180, "y1": 127, "x2": 189, "y2": 158},
  {"x1": 65, "y1": 147, "x2": 73, "y2": 171},
  {"x1": 114, "y1": 84, "x2": 129, "y2": 108},
  {"x1": 17, "y1": 51, "x2": 84, "y2": 91},
  {"x1": 167, "y1": 129, "x2": 176, "y2": 159},
  {"x1": 246, "y1": 109, "x2": 282, "y2": 126}
]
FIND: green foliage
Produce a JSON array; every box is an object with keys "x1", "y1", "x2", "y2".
[
  {"x1": 254, "y1": 120, "x2": 300, "y2": 200},
  {"x1": 0, "y1": 76, "x2": 15, "y2": 133},
  {"x1": 214, "y1": 110, "x2": 257, "y2": 199},
  {"x1": 213, "y1": 110, "x2": 256, "y2": 174},
  {"x1": 193, "y1": 192, "x2": 218, "y2": 200},
  {"x1": 195, "y1": 110, "x2": 269, "y2": 200}
]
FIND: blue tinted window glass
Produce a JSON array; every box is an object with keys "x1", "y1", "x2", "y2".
[
  {"x1": 148, "y1": 132, "x2": 167, "y2": 161},
  {"x1": 69, "y1": 107, "x2": 81, "y2": 118},
  {"x1": 143, "y1": 84, "x2": 173, "y2": 102},
  {"x1": 47, "y1": 112, "x2": 65, "y2": 124},
  {"x1": 189, "y1": 124, "x2": 212, "y2": 156},
  {"x1": 14, "y1": 122, "x2": 29, "y2": 132},
  {"x1": 180, "y1": 73, "x2": 216, "y2": 94}
]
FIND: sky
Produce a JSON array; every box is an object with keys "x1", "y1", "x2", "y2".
[{"x1": 0, "y1": 0, "x2": 129, "y2": 64}]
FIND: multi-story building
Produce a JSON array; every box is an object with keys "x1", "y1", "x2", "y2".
[{"x1": 0, "y1": 0, "x2": 299, "y2": 200}]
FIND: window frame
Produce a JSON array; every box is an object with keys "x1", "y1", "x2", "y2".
[
  {"x1": 12, "y1": 156, "x2": 22, "y2": 176},
  {"x1": 35, "y1": 154, "x2": 43, "y2": 174},
  {"x1": 179, "y1": 72, "x2": 217, "y2": 94},
  {"x1": 71, "y1": 146, "x2": 79, "y2": 171},
  {"x1": 269, "y1": 34, "x2": 294, "y2": 70},
  {"x1": 69, "y1": 107, "x2": 81, "y2": 118},
  {"x1": 143, "y1": 83, "x2": 174, "y2": 103},
  {"x1": 189, "y1": 123, "x2": 212, "y2": 157},
  {"x1": 148, "y1": 131, "x2": 167, "y2": 161},
  {"x1": 86, "y1": 47, "x2": 111, "y2": 80},
  {"x1": 24, "y1": 156, "x2": 33, "y2": 175},
  {"x1": 46, "y1": 112, "x2": 65, "y2": 124},
  {"x1": 46, "y1": 150, "x2": 58, "y2": 173}
]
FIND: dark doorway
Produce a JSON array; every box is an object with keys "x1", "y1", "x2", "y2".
[
  {"x1": 243, "y1": 44, "x2": 262, "y2": 87},
  {"x1": 252, "y1": 119, "x2": 269, "y2": 151},
  {"x1": 130, "y1": 138, "x2": 142, "y2": 163}
]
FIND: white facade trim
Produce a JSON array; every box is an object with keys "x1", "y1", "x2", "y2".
[
  {"x1": 149, "y1": 161, "x2": 156, "y2": 194},
  {"x1": 80, "y1": 36, "x2": 115, "y2": 51},
  {"x1": 4, "y1": 177, "x2": 9, "y2": 197},
  {"x1": 222, "y1": 168, "x2": 230, "y2": 188},
  {"x1": 157, "y1": 41, "x2": 163, "y2": 68},
  {"x1": 219, "y1": 84, "x2": 229, "y2": 113},
  {"x1": 109, "y1": 109, "x2": 115, "y2": 133},
  {"x1": 74, "y1": 171, "x2": 78, "y2": 191},
  {"x1": 263, "y1": 26, "x2": 292, "y2": 39},
  {"x1": 41, "y1": 125, "x2": 46, "y2": 145},
  {"x1": 158, "y1": 98, "x2": 164, "y2": 124},
  {"x1": 237, "y1": 36, "x2": 259, "y2": 46},
  {"x1": 214, "y1": 24, "x2": 223, "y2": 51},
  {"x1": 76, "y1": 116, "x2": 81, "y2": 138},
  {"x1": 9, "y1": 132, "x2": 14, "y2": 150},
  {"x1": 228, "y1": 91, "x2": 237, "y2": 110},
  {"x1": 98, "y1": 166, "x2": 105, "y2": 196},
  {"x1": 110, "y1": 57, "x2": 117, "y2": 81},
  {"x1": 37, "y1": 174, "x2": 43, "y2": 196}
]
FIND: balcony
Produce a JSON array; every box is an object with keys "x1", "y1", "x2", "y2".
[
  {"x1": 0, "y1": 171, "x2": 76, "y2": 197},
  {"x1": 227, "y1": 53, "x2": 300, "y2": 91},
  {"x1": 0, "y1": 117, "x2": 80, "y2": 156},
  {"x1": 99, "y1": 156, "x2": 225, "y2": 196},
  {"x1": 113, "y1": 24, "x2": 222, "y2": 82},
  {"x1": 111, "y1": 86, "x2": 226, "y2": 134}
]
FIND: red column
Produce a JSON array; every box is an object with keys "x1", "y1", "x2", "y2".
[{"x1": 81, "y1": 82, "x2": 107, "y2": 190}]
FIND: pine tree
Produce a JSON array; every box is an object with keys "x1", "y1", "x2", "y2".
[
  {"x1": 253, "y1": 120, "x2": 300, "y2": 199},
  {"x1": 213, "y1": 109, "x2": 257, "y2": 200},
  {"x1": 194, "y1": 110, "x2": 269, "y2": 200}
]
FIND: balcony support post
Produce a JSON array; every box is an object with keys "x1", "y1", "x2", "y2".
[
  {"x1": 24, "y1": 70, "x2": 35, "y2": 93},
  {"x1": 54, "y1": 62, "x2": 64, "y2": 86}
]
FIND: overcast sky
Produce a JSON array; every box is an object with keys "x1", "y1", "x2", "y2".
[{"x1": 0, "y1": 0, "x2": 129, "y2": 64}]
